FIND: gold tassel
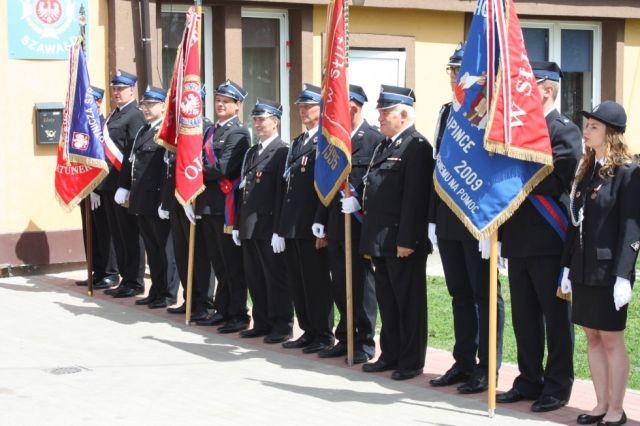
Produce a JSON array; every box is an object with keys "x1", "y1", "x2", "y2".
[{"x1": 556, "y1": 286, "x2": 571, "y2": 301}]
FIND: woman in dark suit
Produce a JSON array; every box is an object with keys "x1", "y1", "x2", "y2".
[{"x1": 561, "y1": 101, "x2": 640, "y2": 426}]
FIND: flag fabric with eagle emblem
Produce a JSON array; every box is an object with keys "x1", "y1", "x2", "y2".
[
  {"x1": 54, "y1": 37, "x2": 108, "y2": 210},
  {"x1": 314, "y1": 0, "x2": 352, "y2": 207},
  {"x1": 433, "y1": 0, "x2": 553, "y2": 239},
  {"x1": 156, "y1": 6, "x2": 204, "y2": 206}
]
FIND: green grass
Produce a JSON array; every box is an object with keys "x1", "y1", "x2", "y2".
[{"x1": 425, "y1": 275, "x2": 640, "y2": 390}]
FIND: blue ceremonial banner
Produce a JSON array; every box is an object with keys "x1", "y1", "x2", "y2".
[
  {"x1": 55, "y1": 38, "x2": 107, "y2": 210},
  {"x1": 8, "y1": 0, "x2": 89, "y2": 60},
  {"x1": 434, "y1": 0, "x2": 552, "y2": 239}
]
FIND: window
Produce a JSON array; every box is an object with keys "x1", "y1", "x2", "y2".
[
  {"x1": 241, "y1": 8, "x2": 290, "y2": 142},
  {"x1": 160, "y1": 4, "x2": 214, "y2": 120},
  {"x1": 522, "y1": 21, "x2": 601, "y2": 126}
]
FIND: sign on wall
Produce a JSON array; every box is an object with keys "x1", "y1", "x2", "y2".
[{"x1": 8, "y1": 0, "x2": 89, "y2": 60}]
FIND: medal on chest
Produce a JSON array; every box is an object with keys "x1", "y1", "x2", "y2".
[
  {"x1": 301, "y1": 155, "x2": 308, "y2": 172},
  {"x1": 256, "y1": 171, "x2": 262, "y2": 183},
  {"x1": 591, "y1": 184, "x2": 602, "y2": 200}
]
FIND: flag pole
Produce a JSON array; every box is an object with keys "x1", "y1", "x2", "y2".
[
  {"x1": 78, "y1": 4, "x2": 94, "y2": 297},
  {"x1": 185, "y1": 0, "x2": 203, "y2": 325},
  {"x1": 344, "y1": 179, "x2": 355, "y2": 366},
  {"x1": 487, "y1": 230, "x2": 498, "y2": 416}
]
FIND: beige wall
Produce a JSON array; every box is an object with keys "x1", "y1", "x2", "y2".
[
  {"x1": 312, "y1": 6, "x2": 464, "y2": 143},
  {"x1": 0, "y1": 1, "x2": 109, "y2": 236},
  {"x1": 624, "y1": 19, "x2": 640, "y2": 153}
]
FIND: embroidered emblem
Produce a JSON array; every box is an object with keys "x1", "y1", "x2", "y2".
[{"x1": 631, "y1": 241, "x2": 640, "y2": 252}]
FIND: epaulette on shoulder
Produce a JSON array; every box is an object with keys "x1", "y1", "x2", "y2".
[
  {"x1": 556, "y1": 115, "x2": 572, "y2": 126},
  {"x1": 411, "y1": 131, "x2": 427, "y2": 143}
]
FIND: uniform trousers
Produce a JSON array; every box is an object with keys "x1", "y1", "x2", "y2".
[
  {"x1": 197, "y1": 215, "x2": 247, "y2": 321},
  {"x1": 79, "y1": 195, "x2": 118, "y2": 280},
  {"x1": 508, "y1": 256, "x2": 574, "y2": 400},
  {"x1": 101, "y1": 190, "x2": 145, "y2": 289},
  {"x1": 242, "y1": 239, "x2": 293, "y2": 335},
  {"x1": 438, "y1": 238, "x2": 504, "y2": 373},
  {"x1": 372, "y1": 247, "x2": 428, "y2": 371},
  {"x1": 137, "y1": 214, "x2": 178, "y2": 303},
  {"x1": 328, "y1": 239, "x2": 376, "y2": 356},
  {"x1": 284, "y1": 238, "x2": 334, "y2": 344},
  {"x1": 169, "y1": 208, "x2": 210, "y2": 313}
]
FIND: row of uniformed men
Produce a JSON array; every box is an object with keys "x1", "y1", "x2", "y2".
[{"x1": 79, "y1": 68, "x2": 434, "y2": 376}]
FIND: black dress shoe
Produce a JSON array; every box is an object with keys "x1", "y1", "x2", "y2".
[
  {"x1": 148, "y1": 299, "x2": 167, "y2": 309},
  {"x1": 112, "y1": 286, "x2": 143, "y2": 298},
  {"x1": 104, "y1": 285, "x2": 123, "y2": 296},
  {"x1": 92, "y1": 280, "x2": 113, "y2": 290},
  {"x1": 217, "y1": 319, "x2": 249, "y2": 334},
  {"x1": 302, "y1": 341, "x2": 331, "y2": 354},
  {"x1": 191, "y1": 309, "x2": 214, "y2": 325},
  {"x1": 577, "y1": 413, "x2": 606, "y2": 425},
  {"x1": 496, "y1": 388, "x2": 529, "y2": 404},
  {"x1": 240, "y1": 328, "x2": 271, "y2": 338},
  {"x1": 362, "y1": 359, "x2": 397, "y2": 373},
  {"x1": 318, "y1": 342, "x2": 347, "y2": 358},
  {"x1": 135, "y1": 296, "x2": 155, "y2": 305},
  {"x1": 391, "y1": 368, "x2": 423, "y2": 381},
  {"x1": 457, "y1": 373, "x2": 489, "y2": 394},
  {"x1": 167, "y1": 303, "x2": 186, "y2": 314},
  {"x1": 282, "y1": 335, "x2": 313, "y2": 349},
  {"x1": 351, "y1": 350, "x2": 372, "y2": 364},
  {"x1": 264, "y1": 332, "x2": 292, "y2": 344},
  {"x1": 75, "y1": 279, "x2": 88, "y2": 287},
  {"x1": 195, "y1": 312, "x2": 225, "y2": 326},
  {"x1": 531, "y1": 395, "x2": 567, "y2": 412},
  {"x1": 429, "y1": 365, "x2": 472, "y2": 387},
  {"x1": 598, "y1": 412, "x2": 627, "y2": 426}
]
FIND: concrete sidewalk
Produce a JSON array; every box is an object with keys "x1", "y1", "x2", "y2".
[{"x1": 0, "y1": 270, "x2": 638, "y2": 425}]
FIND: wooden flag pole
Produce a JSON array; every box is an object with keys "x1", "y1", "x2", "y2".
[
  {"x1": 344, "y1": 178, "x2": 355, "y2": 366},
  {"x1": 487, "y1": 230, "x2": 498, "y2": 417},
  {"x1": 185, "y1": 208, "x2": 196, "y2": 325}
]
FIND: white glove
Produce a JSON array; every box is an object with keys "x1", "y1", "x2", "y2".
[
  {"x1": 478, "y1": 238, "x2": 490, "y2": 259},
  {"x1": 158, "y1": 205, "x2": 170, "y2": 220},
  {"x1": 89, "y1": 192, "x2": 101, "y2": 210},
  {"x1": 613, "y1": 276, "x2": 632, "y2": 311},
  {"x1": 341, "y1": 196, "x2": 361, "y2": 214},
  {"x1": 183, "y1": 203, "x2": 196, "y2": 225},
  {"x1": 271, "y1": 233, "x2": 285, "y2": 254},
  {"x1": 497, "y1": 242, "x2": 507, "y2": 269},
  {"x1": 428, "y1": 223, "x2": 438, "y2": 250},
  {"x1": 232, "y1": 230, "x2": 241, "y2": 246},
  {"x1": 312, "y1": 223, "x2": 326, "y2": 239},
  {"x1": 560, "y1": 267, "x2": 572, "y2": 294},
  {"x1": 114, "y1": 187, "x2": 130, "y2": 205}
]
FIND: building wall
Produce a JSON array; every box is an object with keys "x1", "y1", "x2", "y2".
[
  {"x1": 312, "y1": 6, "x2": 465, "y2": 143},
  {"x1": 0, "y1": 1, "x2": 109, "y2": 265},
  {"x1": 624, "y1": 19, "x2": 640, "y2": 152}
]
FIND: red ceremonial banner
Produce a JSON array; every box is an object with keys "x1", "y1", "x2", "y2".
[{"x1": 484, "y1": 0, "x2": 553, "y2": 165}]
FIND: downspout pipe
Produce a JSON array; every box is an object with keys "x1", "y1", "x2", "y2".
[{"x1": 140, "y1": 0, "x2": 153, "y2": 89}]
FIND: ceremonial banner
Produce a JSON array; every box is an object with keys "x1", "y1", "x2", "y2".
[
  {"x1": 54, "y1": 38, "x2": 108, "y2": 210},
  {"x1": 434, "y1": 0, "x2": 553, "y2": 239},
  {"x1": 157, "y1": 7, "x2": 204, "y2": 206},
  {"x1": 8, "y1": 0, "x2": 89, "y2": 60},
  {"x1": 314, "y1": 0, "x2": 352, "y2": 207}
]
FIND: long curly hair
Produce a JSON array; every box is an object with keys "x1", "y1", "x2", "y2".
[{"x1": 574, "y1": 126, "x2": 634, "y2": 184}]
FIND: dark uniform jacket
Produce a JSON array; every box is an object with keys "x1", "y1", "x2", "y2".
[
  {"x1": 359, "y1": 125, "x2": 434, "y2": 257},
  {"x1": 101, "y1": 101, "x2": 146, "y2": 191},
  {"x1": 236, "y1": 137, "x2": 288, "y2": 240},
  {"x1": 160, "y1": 150, "x2": 178, "y2": 212},
  {"x1": 195, "y1": 117, "x2": 250, "y2": 216},
  {"x1": 501, "y1": 109, "x2": 582, "y2": 257},
  {"x1": 118, "y1": 120, "x2": 165, "y2": 215},
  {"x1": 562, "y1": 161, "x2": 640, "y2": 286},
  {"x1": 276, "y1": 131, "x2": 323, "y2": 240},
  {"x1": 316, "y1": 120, "x2": 383, "y2": 241},
  {"x1": 428, "y1": 102, "x2": 476, "y2": 241}
]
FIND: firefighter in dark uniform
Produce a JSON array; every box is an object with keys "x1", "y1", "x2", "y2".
[
  {"x1": 160, "y1": 89, "x2": 213, "y2": 316},
  {"x1": 277, "y1": 84, "x2": 335, "y2": 354},
  {"x1": 498, "y1": 62, "x2": 582, "y2": 412},
  {"x1": 561, "y1": 101, "x2": 639, "y2": 426},
  {"x1": 428, "y1": 43, "x2": 505, "y2": 394},
  {"x1": 356, "y1": 85, "x2": 433, "y2": 381},
  {"x1": 191, "y1": 80, "x2": 250, "y2": 332},
  {"x1": 232, "y1": 98, "x2": 294, "y2": 344},
  {"x1": 102, "y1": 70, "x2": 147, "y2": 298},
  {"x1": 77, "y1": 85, "x2": 119, "y2": 290},
  {"x1": 117, "y1": 86, "x2": 178, "y2": 308},
  {"x1": 314, "y1": 84, "x2": 382, "y2": 364}
]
